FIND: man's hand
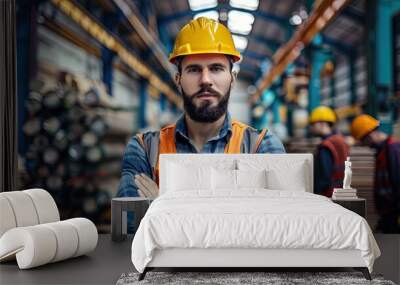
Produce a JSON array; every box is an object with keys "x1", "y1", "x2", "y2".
[{"x1": 134, "y1": 173, "x2": 159, "y2": 198}]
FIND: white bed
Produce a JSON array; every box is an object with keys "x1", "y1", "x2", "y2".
[{"x1": 131, "y1": 154, "x2": 380, "y2": 280}]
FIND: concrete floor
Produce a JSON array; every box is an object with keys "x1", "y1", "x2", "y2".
[
  {"x1": 374, "y1": 234, "x2": 400, "y2": 284},
  {"x1": 0, "y1": 234, "x2": 398, "y2": 284}
]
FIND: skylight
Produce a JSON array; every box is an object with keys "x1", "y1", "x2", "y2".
[
  {"x1": 194, "y1": 10, "x2": 219, "y2": 21},
  {"x1": 229, "y1": 0, "x2": 259, "y2": 11},
  {"x1": 188, "y1": 0, "x2": 218, "y2": 11},
  {"x1": 228, "y1": 21, "x2": 252, "y2": 35},
  {"x1": 232, "y1": 35, "x2": 248, "y2": 51},
  {"x1": 228, "y1": 10, "x2": 255, "y2": 25},
  {"x1": 228, "y1": 10, "x2": 254, "y2": 35}
]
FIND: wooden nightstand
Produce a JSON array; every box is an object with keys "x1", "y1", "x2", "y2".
[{"x1": 331, "y1": 198, "x2": 366, "y2": 218}]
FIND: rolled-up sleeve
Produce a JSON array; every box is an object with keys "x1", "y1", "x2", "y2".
[
  {"x1": 116, "y1": 136, "x2": 153, "y2": 233},
  {"x1": 256, "y1": 131, "x2": 286, "y2": 153},
  {"x1": 117, "y1": 136, "x2": 153, "y2": 198}
]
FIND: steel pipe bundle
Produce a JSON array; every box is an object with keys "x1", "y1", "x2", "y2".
[{"x1": 22, "y1": 77, "x2": 133, "y2": 230}]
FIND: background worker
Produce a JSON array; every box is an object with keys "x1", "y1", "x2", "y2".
[
  {"x1": 351, "y1": 114, "x2": 400, "y2": 233},
  {"x1": 309, "y1": 106, "x2": 350, "y2": 197},
  {"x1": 117, "y1": 17, "x2": 285, "y2": 232}
]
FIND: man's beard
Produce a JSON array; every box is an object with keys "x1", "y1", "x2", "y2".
[{"x1": 181, "y1": 86, "x2": 230, "y2": 123}]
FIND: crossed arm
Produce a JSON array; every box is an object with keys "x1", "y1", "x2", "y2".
[
  {"x1": 117, "y1": 130, "x2": 285, "y2": 199},
  {"x1": 116, "y1": 136, "x2": 158, "y2": 199}
]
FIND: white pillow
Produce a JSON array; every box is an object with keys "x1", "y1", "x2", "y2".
[
  {"x1": 212, "y1": 168, "x2": 237, "y2": 190},
  {"x1": 236, "y1": 169, "x2": 267, "y2": 189},
  {"x1": 167, "y1": 163, "x2": 212, "y2": 191},
  {"x1": 166, "y1": 157, "x2": 236, "y2": 171},
  {"x1": 211, "y1": 169, "x2": 267, "y2": 190},
  {"x1": 238, "y1": 159, "x2": 309, "y2": 192},
  {"x1": 266, "y1": 166, "x2": 307, "y2": 191}
]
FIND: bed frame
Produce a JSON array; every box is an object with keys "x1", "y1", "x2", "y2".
[
  {"x1": 138, "y1": 154, "x2": 372, "y2": 281},
  {"x1": 140, "y1": 248, "x2": 371, "y2": 280}
]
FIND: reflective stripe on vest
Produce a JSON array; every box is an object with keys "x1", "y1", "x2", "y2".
[{"x1": 136, "y1": 120, "x2": 267, "y2": 185}]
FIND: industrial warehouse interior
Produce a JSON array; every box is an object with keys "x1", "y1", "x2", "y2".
[{"x1": 0, "y1": 0, "x2": 399, "y2": 284}]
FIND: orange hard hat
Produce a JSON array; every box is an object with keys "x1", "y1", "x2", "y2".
[
  {"x1": 169, "y1": 17, "x2": 241, "y2": 64},
  {"x1": 350, "y1": 114, "x2": 380, "y2": 140}
]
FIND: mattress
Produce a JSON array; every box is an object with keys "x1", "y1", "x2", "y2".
[{"x1": 131, "y1": 190, "x2": 380, "y2": 273}]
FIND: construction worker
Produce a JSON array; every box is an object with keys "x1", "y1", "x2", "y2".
[
  {"x1": 117, "y1": 17, "x2": 285, "y2": 231},
  {"x1": 309, "y1": 106, "x2": 350, "y2": 197},
  {"x1": 351, "y1": 114, "x2": 400, "y2": 233}
]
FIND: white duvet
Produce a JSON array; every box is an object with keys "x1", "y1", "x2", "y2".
[{"x1": 131, "y1": 190, "x2": 380, "y2": 273}]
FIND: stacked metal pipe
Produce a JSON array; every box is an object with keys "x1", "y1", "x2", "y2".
[{"x1": 23, "y1": 78, "x2": 128, "y2": 229}]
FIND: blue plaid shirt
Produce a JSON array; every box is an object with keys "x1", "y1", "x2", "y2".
[{"x1": 117, "y1": 113, "x2": 285, "y2": 231}]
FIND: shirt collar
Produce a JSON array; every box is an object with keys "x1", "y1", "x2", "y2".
[{"x1": 175, "y1": 113, "x2": 232, "y2": 142}]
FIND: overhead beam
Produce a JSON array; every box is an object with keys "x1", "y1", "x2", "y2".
[
  {"x1": 42, "y1": 15, "x2": 147, "y2": 84},
  {"x1": 113, "y1": 0, "x2": 176, "y2": 80},
  {"x1": 52, "y1": 0, "x2": 182, "y2": 108},
  {"x1": 251, "y1": 0, "x2": 353, "y2": 103},
  {"x1": 158, "y1": 4, "x2": 288, "y2": 27}
]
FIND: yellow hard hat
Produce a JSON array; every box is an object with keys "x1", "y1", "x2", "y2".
[
  {"x1": 169, "y1": 17, "x2": 241, "y2": 64},
  {"x1": 350, "y1": 114, "x2": 380, "y2": 140},
  {"x1": 309, "y1": 106, "x2": 337, "y2": 124}
]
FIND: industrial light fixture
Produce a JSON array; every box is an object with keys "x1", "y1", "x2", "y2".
[
  {"x1": 194, "y1": 10, "x2": 219, "y2": 21},
  {"x1": 290, "y1": 5, "x2": 308, "y2": 26},
  {"x1": 289, "y1": 14, "x2": 303, "y2": 25},
  {"x1": 228, "y1": 10, "x2": 254, "y2": 35},
  {"x1": 229, "y1": 0, "x2": 259, "y2": 11},
  {"x1": 228, "y1": 21, "x2": 252, "y2": 35},
  {"x1": 232, "y1": 35, "x2": 248, "y2": 51},
  {"x1": 188, "y1": 0, "x2": 217, "y2": 11},
  {"x1": 114, "y1": 0, "x2": 176, "y2": 81},
  {"x1": 228, "y1": 10, "x2": 255, "y2": 25},
  {"x1": 299, "y1": 8, "x2": 308, "y2": 20}
]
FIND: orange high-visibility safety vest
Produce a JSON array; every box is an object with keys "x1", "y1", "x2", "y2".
[{"x1": 136, "y1": 120, "x2": 267, "y2": 185}]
